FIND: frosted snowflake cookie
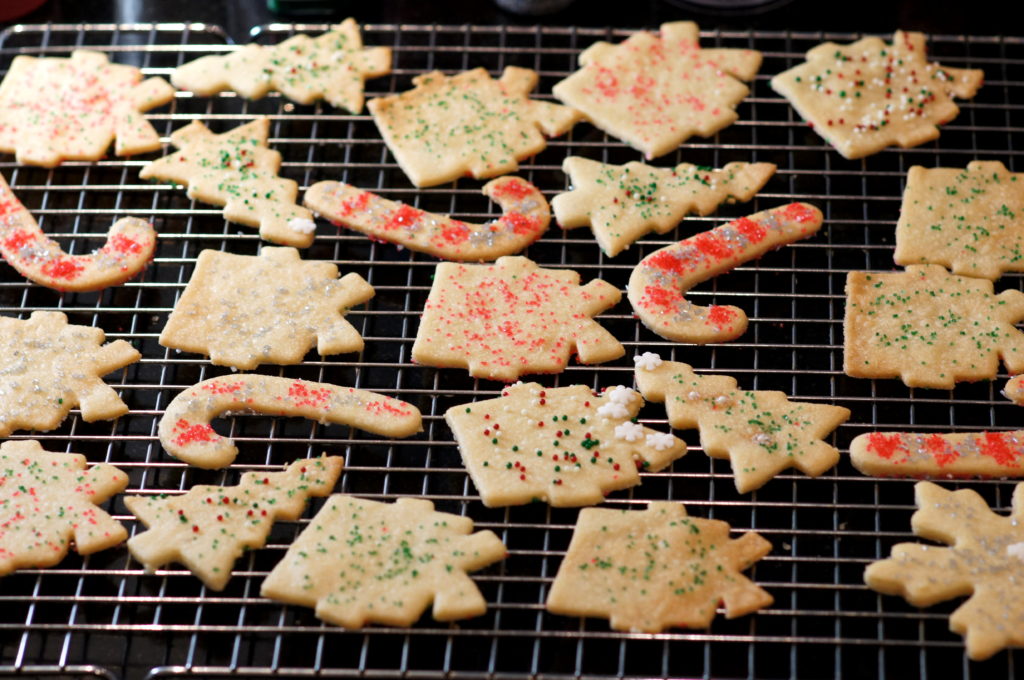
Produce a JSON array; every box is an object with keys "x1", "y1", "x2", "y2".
[
  {"x1": 261, "y1": 495, "x2": 507, "y2": 627},
  {"x1": 849, "y1": 430, "x2": 1024, "y2": 478},
  {"x1": 771, "y1": 31, "x2": 983, "y2": 159},
  {"x1": 552, "y1": 22, "x2": 762, "y2": 159}
]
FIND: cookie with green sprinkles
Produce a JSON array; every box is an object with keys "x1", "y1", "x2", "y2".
[
  {"x1": 635, "y1": 355, "x2": 850, "y2": 493},
  {"x1": 546, "y1": 501, "x2": 773, "y2": 632},
  {"x1": 844, "y1": 265, "x2": 1024, "y2": 389},
  {"x1": 125, "y1": 456, "x2": 343, "y2": 591},
  {"x1": 771, "y1": 31, "x2": 983, "y2": 160},
  {"x1": 865, "y1": 481, "x2": 1024, "y2": 660},
  {"x1": 552, "y1": 157, "x2": 776, "y2": 257},
  {"x1": 894, "y1": 161, "x2": 1024, "y2": 280},
  {"x1": 1, "y1": 439, "x2": 129, "y2": 576},
  {"x1": 139, "y1": 118, "x2": 316, "y2": 247},
  {"x1": 368, "y1": 66, "x2": 582, "y2": 188},
  {"x1": 171, "y1": 19, "x2": 391, "y2": 113},
  {"x1": 260, "y1": 495, "x2": 507, "y2": 628},
  {"x1": 445, "y1": 382, "x2": 686, "y2": 507}
]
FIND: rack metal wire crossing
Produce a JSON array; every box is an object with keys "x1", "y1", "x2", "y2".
[{"x1": 1, "y1": 21, "x2": 1023, "y2": 680}]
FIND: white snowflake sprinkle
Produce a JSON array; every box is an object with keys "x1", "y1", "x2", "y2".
[
  {"x1": 632, "y1": 352, "x2": 663, "y2": 371},
  {"x1": 614, "y1": 421, "x2": 644, "y2": 442},
  {"x1": 645, "y1": 432, "x2": 676, "y2": 451}
]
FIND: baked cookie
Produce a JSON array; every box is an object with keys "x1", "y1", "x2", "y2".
[
  {"x1": 1003, "y1": 374, "x2": 1024, "y2": 405},
  {"x1": 546, "y1": 502, "x2": 772, "y2": 632},
  {"x1": 635, "y1": 356, "x2": 849, "y2": 493},
  {"x1": 304, "y1": 176, "x2": 549, "y2": 261},
  {"x1": 125, "y1": 456, "x2": 343, "y2": 590},
  {"x1": 445, "y1": 382, "x2": 686, "y2": 507},
  {"x1": 0, "y1": 311, "x2": 140, "y2": 437},
  {"x1": 894, "y1": 161, "x2": 1024, "y2": 280},
  {"x1": 261, "y1": 495, "x2": 507, "y2": 627},
  {"x1": 1, "y1": 172, "x2": 155, "y2": 292},
  {"x1": 412, "y1": 255, "x2": 624, "y2": 381},
  {"x1": 0, "y1": 440, "x2": 128, "y2": 576},
  {"x1": 552, "y1": 22, "x2": 762, "y2": 159},
  {"x1": 139, "y1": 118, "x2": 315, "y2": 247},
  {"x1": 171, "y1": 19, "x2": 390, "y2": 113},
  {"x1": 159, "y1": 374, "x2": 421, "y2": 469},
  {"x1": 552, "y1": 157, "x2": 776, "y2": 257},
  {"x1": 844, "y1": 265, "x2": 1024, "y2": 389},
  {"x1": 369, "y1": 67, "x2": 581, "y2": 187},
  {"x1": 865, "y1": 481, "x2": 1024, "y2": 660},
  {"x1": 771, "y1": 31, "x2": 984, "y2": 159},
  {"x1": 0, "y1": 50, "x2": 174, "y2": 167},
  {"x1": 160, "y1": 247, "x2": 374, "y2": 370},
  {"x1": 627, "y1": 203, "x2": 823, "y2": 343},
  {"x1": 849, "y1": 430, "x2": 1024, "y2": 478}
]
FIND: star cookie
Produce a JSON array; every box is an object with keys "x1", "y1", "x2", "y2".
[
  {"x1": 0, "y1": 440, "x2": 129, "y2": 576},
  {"x1": 635, "y1": 356, "x2": 850, "y2": 493},
  {"x1": 0, "y1": 311, "x2": 140, "y2": 437},
  {"x1": 865, "y1": 481, "x2": 1024, "y2": 660},
  {"x1": 552, "y1": 22, "x2": 762, "y2": 159},
  {"x1": 894, "y1": 161, "x2": 1024, "y2": 280},
  {"x1": 849, "y1": 430, "x2": 1024, "y2": 478},
  {"x1": 411, "y1": 255, "x2": 624, "y2": 381},
  {"x1": 546, "y1": 502, "x2": 772, "y2": 632},
  {"x1": 139, "y1": 118, "x2": 316, "y2": 247},
  {"x1": 771, "y1": 31, "x2": 983, "y2": 159},
  {"x1": 261, "y1": 495, "x2": 507, "y2": 628},
  {"x1": 553, "y1": 156, "x2": 775, "y2": 257},
  {"x1": 171, "y1": 19, "x2": 391, "y2": 113},
  {"x1": 844, "y1": 265, "x2": 1024, "y2": 389},
  {"x1": 0, "y1": 50, "x2": 174, "y2": 167},
  {"x1": 445, "y1": 382, "x2": 686, "y2": 507},
  {"x1": 369, "y1": 66, "x2": 581, "y2": 187},
  {"x1": 125, "y1": 456, "x2": 343, "y2": 590},
  {"x1": 160, "y1": 247, "x2": 374, "y2": 370}
]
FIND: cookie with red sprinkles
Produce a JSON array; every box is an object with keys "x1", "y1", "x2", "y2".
[
  {"x1": 261, "y1": 495, "x2": 507, "y2": 628},
  {"x1": 411, "y1": 255, "x2": 624, "y2": 381},
  {"x1": 0, "y1": 50, "x2": 174, "y2": 167},
  {"x1": 546, "y1": 502, "x2": 773, "y2": 632},
  {"x1": 849, "y1": 429, "x2": 1024, "y2": 478},
  {"x1": 0, "y1": 439, "x2": 129, "y2": 576},
  {"x1": 771, "y1": 30, "x2": 983, "y2": 159},
  {"x1": 125, "y1": 456, "x2": 343, "y2": 590},
  {"x1": 552, "y1": 22, "x2": 762, "y2": 159}
]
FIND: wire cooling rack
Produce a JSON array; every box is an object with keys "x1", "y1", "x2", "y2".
[{"x1": 2, "y1": 20, "x2": 1024, "y2": 680}]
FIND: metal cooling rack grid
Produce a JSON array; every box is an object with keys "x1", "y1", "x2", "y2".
[{"x1": 1, "y1": 21, "x2": 1023, "y2": 680}]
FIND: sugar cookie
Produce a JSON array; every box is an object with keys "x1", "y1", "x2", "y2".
[{"x1": 849, "y1": 430, "x2": 1024, "y2": 477}]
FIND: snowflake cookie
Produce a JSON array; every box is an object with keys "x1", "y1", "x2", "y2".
[
  {"x1": 849, "y1": 430, "x2": 1024, "y2": 478},
  {"x1": 369, "y1": 66, "x2": 581, "y2": 187},
  {"x1": 546, "y1": 502, "x2": 772, "y2": 632},
  {"x1": 261, "y1": 495, "x2": 507, "y2": 627},
  {"x1": 865, "y1": 481, "x2": 1024, "y2": 660},
  {"x1": 0, "y1": 440, "x2": 128, "y2": 576},
  {"x1": 125, "y1": 456, "x2": 343, "y2": 590},
  {"x1": 412, "y1": 255, "x2": 624, "y2": 381},
  {"x1": 771, "y1": 31, "x2": 983, "y2": 159},
  {"x1": 552, "y1": 22, "x2": 762, "y2": 159},
  {"x1": 635, "y1": 356, "x2": 850, "y2": 493},
  {"x1": 445, "y1": 382, "x2": 686, "y2": 507},
  {"x1": 552, "y1": 157, "x2": 776, "y2": 257}
]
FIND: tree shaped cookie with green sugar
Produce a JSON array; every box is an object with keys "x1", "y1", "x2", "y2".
[
  {"x1": 635, "y1": 356, "x2": 850, "y2": 493},
  {"x1": 0, "y1": 311, "x2": 140, "y2": 437},
  {"x1": 865, "y1": 481, "x2": 1024, "y2": 660},
  {"x1": 369, "y1": 66, "x2": 582, "y2": 188},
  {"x1": 844, "y1": 265, "x2": 1024, "y2": 389},
  {"x1": 171, "y1": 19, "x2": 390, "y2": 113},
  {"x1": 139, "y1": 118, "x2": 316, "y2": 247},
  {"x1": 0, "y1": 50, "x2": 174, "y2": 167},
  {"x1": 261, "y1": 495, "x2": 507, "y2": 628},
  {"x1": 552, "y1": 22, "x2": 762, "y2": 159},
  {"x1": 160, "y1": 247, "x2": 374, "y2": 370},
  {"x1": 771, "y1": 31, "x2": 983, "y2": 159},
  {"x1": 445, "y1": 382, "x2": 686, "y2": 507},
  {"x1": 124, "y1": 456, "x2": 343, "y2": 590},
  {"x1": 1, "y1": 440, "x2": 129, "y2": 576},
  {"x1": 894, "y1": 161, "x2": 1024, "y2": 280},
  {"x1": 546, "y1": 502, "x2": 772, "y2": 632},
  {"x1": 552, "y1": 157, "x2": 776, "y2": 257}
]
